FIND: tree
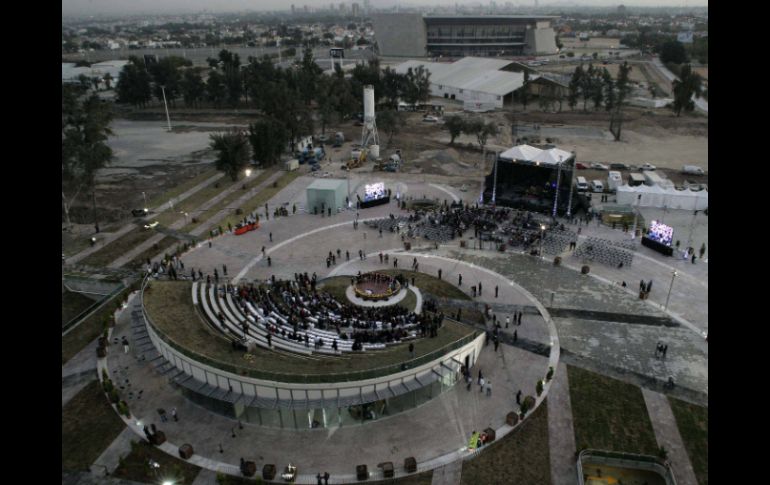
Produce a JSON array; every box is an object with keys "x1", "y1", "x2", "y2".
[
  {"x1": 671, "y1": 64, "x2": 703, "y2": 117},
  {"x1": 206, "y1": 71, "x2": 227, "y2": 108},
  {"x1": 116, "y1": 58, "x2": 152, "y2": 107},
  {"x1": 467, "y1": 118, "x2": 498, "y2": 151},
  {"x1": 248, "y1": 119, "x2": 286, "y2": 165},
  {"x1": 297, "y1": 47, "x2": 322, "y2": 107},
  {"x1": 62, "y1": 86, "x2": 114, "y2": 228},
  {"x1": 148, "y1": 57, "x2": 182, "y2": 106},
  {"x1": 377, "y1": 110, "x2": 403, "y2": 146},
  {"x1": 381, "y1": 67, "x2": 406, "y2": 109},
  {"x1": 403, "y1": 65, "x2": 431, "y2": 105},
  {"x1": 659, "y1": 40, "x2": 688, "y2": 65},
  {"x1": 615, "y1": 61, "x2": 633, "y2": 107},
  {"x1": 602, "y1": 68, "x2": 615, "y2": 112},
  {"x1": 210, "y1": 130, "x2": 251, "y2": 181},
  {"x1": 180, "y1": 69, "x2": 205, "y2": 108},
  {"x1": 568, "y1": 65, "x2": 583, "y2": 111},
  {"x1": 444, "y1": 115, "x2": 465, "y2": 145}
]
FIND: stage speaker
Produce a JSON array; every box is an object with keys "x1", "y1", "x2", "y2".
[{"x1": 404, "y1": 457, "x2": 417, "y2": 473}]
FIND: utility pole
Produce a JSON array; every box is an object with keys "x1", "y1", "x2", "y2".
[
  {"x1": 92, "y1": 190, "x2": 99, "y2": 233},
  {"x1": 491, "y1": 151, "x2": 498, "y2": 205},
  {"x1": 566, "y1": 152, "x2": 576, "y2": 217},
  {"x1": 161, "y1": 85, "x2": 172, "y2": 132},
  {"x1": 552, "y1": 156, "x2": 563, "y2": 218},
  {"x1": 631, "y1": 194, "x2": 641, "y2": 239}
]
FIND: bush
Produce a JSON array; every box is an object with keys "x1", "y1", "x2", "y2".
[
  {"x1": 546, "y1": 367, "x2": 554, "y2": 381},
  {"x1": 536, "y1": 380, "x2": 544, "y2": 396},
  {"x1": 658, "y1": 445, "x2": 668, "y2": 459},
  {"x1": 117, "y1": 400, "x2": 130, "y2": 417},
  {"x1": 101, "y1": 368, "x2": 109, "y2": 381},
  {"x1": 109, "y1": 388, "x2": 120, "y2": 404},
  {"x1": 566, "y1": 51, "x2": 575, "y2": 57},
  {"x1": 102, "y1": 379, "x2": 114, "y2": 393},
  {"x1": 581, "y1": 265, "x2": 590, "y2": 275}
]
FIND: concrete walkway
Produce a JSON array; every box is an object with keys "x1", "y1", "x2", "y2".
[
  {"x1": 66, "y1": 172, "x2": 223, "y2": 265},
  {"x1": 91, "y1": 427, "x2": 137, "y2": 476},
  {"x1": 547, "y1": 362, "x2": 577, "y2": 485},
  {"x1": 108, "y1": 172, "x2": 261, "y2": 268},
  {"x1": 642, "y1": 388, "x2": 699, "y2": 485}
]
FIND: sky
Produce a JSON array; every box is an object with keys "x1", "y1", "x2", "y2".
[{"x1": 62, "y1": 0, "x2": 708, "y2": 17}]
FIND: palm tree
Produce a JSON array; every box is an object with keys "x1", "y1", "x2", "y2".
[{"x1": 209, "y1": 130, "x2": 251, "y2": 181}]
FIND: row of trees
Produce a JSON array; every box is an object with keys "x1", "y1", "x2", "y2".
[
  {"x1": 567, "y1": 62, "x2": 633, "y2": 113},
  {"x1": 443, "y1": 116, "x2": 499, "y2": 152}
]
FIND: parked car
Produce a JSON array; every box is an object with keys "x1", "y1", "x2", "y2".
[
  {"x1": 422, "y1": 115, "x2": 439, "y2": 122},
  {"x1": 591, "y1": 163, "x2": 609, "y2": 170},
  {"x1": 640, "y1": 163, "x2": 656, "y2": 171},
  {"x1": 575, "y1": 162, "x2": 588, "y2": 170},
  {"x1": 682, "y1": 165, "x2": 705, "y2": 175},
  {"x1": 132, "y1": 208, "x2": 149, "y2": 217},
  {"x1": 609, "y1": 163, "x2": 628, "y2": 170}
]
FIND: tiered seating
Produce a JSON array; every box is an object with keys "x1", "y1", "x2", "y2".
[
  {"x1": 573, "y1": 237, "x2": 634, "y2": 267},
  {"x1": 365, "y1": 216, "x2": 409, "y2": 232}
]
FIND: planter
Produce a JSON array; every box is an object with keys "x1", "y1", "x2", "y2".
[
  {"x1": 150, "y1": 431, "x2": 166, "y2": 446},
  {"x1": 483, "y1": 427, "x2": 496, "y2": 443},
  {"x1": 506, "y1": 411, "x2": 519, "y2": 427},
  {"x1": 554, "y1": 256, "x2": 562, "y2": 266},
  {"x1": 404, "y1": 457, "x2": 417, "y2": 473},
  {"x1": 356, "y1": 464, "x2": 368, "y2": 481},
  {"x1": 581, "y1": 265, "x2": 590, "y2": 275},
  {"x1": 262, "y1": 464, "x2": 276, "y2": 480},
  {"x1": 241, "y1": 461, "x2": 256, "y2": 477},
  {"x1": 178, "y1": 444, "x2": 194, "y2": 460},
  {"x1": 379, "y1": 462, "x2": 394, "y2": 478}
]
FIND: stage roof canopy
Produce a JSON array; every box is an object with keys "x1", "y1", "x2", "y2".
[{"x1": 499, "y1": 145, "x2": 574, "y2": 165}]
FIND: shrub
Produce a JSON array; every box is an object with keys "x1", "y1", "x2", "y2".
[
  {"x1": 546, "y1": 366, "x2": 554, "y2": 381},
  {"x1": 658, "y1": 445, "x2": 668, "y2": 459},
  {"x1": 117, "y1": 400, "x2": 130, "y2": 417},
  {"x1": 101, "y1": 368, "x2": 109, "y2": 381},
  {"x1": 109, "y1": 388, "x2": 120, "y2": 404},
  {"x1": 522, "y1": 395, "x2": 536, "y2": 414},
  {"x1": 536, "y1": 380, "x2": 544, "y2": 396},
  {"x1": 581, "y1": 265, "x2": 590, "y2": 275},
  {"x1": 103, "y1": 379, "x2": 114, "y2": 393},
  {"x1": 566, "y1": 51, "x2": 575, "y2": 57}
]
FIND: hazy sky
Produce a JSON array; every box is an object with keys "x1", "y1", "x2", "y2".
[{"x1": 63, "y1": 0, "x2": 707, "y2": 17}]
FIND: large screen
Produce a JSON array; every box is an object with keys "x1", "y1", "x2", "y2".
[
  {"x1": 364, "y1": 182, "x2": 386, "y2": 202},
  {"x1": 647, "y1": 220, "x2": 673, "y2": 246}
]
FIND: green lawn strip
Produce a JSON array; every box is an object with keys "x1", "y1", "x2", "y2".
[
  {"x1": 80, "y1": 226, "x2": 150, "y2": 267},
  {"x1": 146, "y1": 168, "x2": 218, "y2": 209},
  {"x1": 112, "y1": 440, "x2": 201, "y2": 485},
  {"x1": 62, "y1": 282, "x2": 138, "y2": 364},
  {"x1": 62, "y1": 380, "x2": 127, "y2": 471},
  {"x1": 127, "y1": 236, "x2": 183, "y2": 269},
  {"x1": 568, "y1": 365, "x2": 659, "y2": 455},
  {"x1": 668, "y1": 397, "x2": 708, "y2": 485},
  {"x1": 62, "y1": 290, "x2": 98, "y2": 326},
  {"x1": 460, "y1": 398, "x2": 551, "y2": 485},
  {"x1": 214, "y1": 170, "x2": 301, "y2": 232},
  {"x1": 144, "y1": 281, "x2": 474, "y2": 378},
  {"x1": 154, "y1": 173, "x2": 246, "y2": 227}
]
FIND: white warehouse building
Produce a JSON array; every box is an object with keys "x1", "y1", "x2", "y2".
[{"x1": 393, "y1": 57, "x2": 534, "y2": 110}]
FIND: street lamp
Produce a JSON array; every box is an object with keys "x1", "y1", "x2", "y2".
[
  {"x1": 245, "y1": 168, "x2": 252, "y2": 178},
  {"x1": 630, "y1": 193, "x2": 642, "y2": 239},
  {"x1": 142, "y1": 191, "x2": 148, "y2": 211},
  {"x1": 552, "y1": 155, "x2": 563, "y2": 218},
  {"x1": 539, "y1": 224, "x2": 546, "y2": 259},
  {"x1": 664, "y1": 270, "x2": 678, "y2": 311},
  {"x1": 160, "y1": 85, "x2": 172, "y2": 132}
]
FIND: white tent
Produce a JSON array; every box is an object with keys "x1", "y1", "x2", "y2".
[
  {"x1": 499, "y1": 144, "x2": 542, "y2": 162},
  {"x1": 616, "y1": 185, "x2": 708, "y2": 210},
  {"x1": 531, "y1": 147, "x2": 573, "y2": 166}
]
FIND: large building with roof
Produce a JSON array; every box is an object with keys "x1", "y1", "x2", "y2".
[
  {"x1": 394, "y1": 57, "x2": 535, "y2": 110},
  {"x1": 373, "y1": 14, "x2": 559, "y2": 58}
]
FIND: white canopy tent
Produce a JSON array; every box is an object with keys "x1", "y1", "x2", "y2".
[
  {"x1": 616, "y1": 185, "x2": 708, "y2": 210},
  {"x1": 499, "y1": 145, "x2": 574, "y2": 166},
  {"x1": 499, "y1": 144, "x2": 542, "y2": 162},
  {"x1": 531, "y1": 147, "x2": 573, "y2": 166}
]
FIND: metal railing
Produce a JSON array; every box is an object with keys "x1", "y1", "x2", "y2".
[
  {"x1": 140, "y1": 276, "x2": 480, "y2": 384},
  {"x1": 62, "y1": 283, "x2": 127, "y2": 335},
  {"x1": 577, "y1": 449, "x2": 678, "y2": 485}
]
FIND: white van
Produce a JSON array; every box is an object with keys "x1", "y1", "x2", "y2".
[
  {"x1": 576, "y1": 176, "x2": 589, "y2": 192},
  {"x1": 591, "y1": 180, "x2": 604, "y2": 193},
  {"x1": 682, "y1": 165, "x2": 705, "y2": 175}
]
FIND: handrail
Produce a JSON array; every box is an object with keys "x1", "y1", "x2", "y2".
[
  {"x1": 140, "y1": 276, "x2": 480, "y2": 384},
  {"x1": 62, "y1": 283, "x2": 127, "y2": 334}
]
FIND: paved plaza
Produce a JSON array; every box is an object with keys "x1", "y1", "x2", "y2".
[{"x1": 65, "y1": 174, "x2": 708, "y2": 484}]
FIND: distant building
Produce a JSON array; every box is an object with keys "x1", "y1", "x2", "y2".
[
  {"x1": 352, "y1": 3, "x2": 360, "y2": 16},
  {"x1": 677, "y1": 32, "x2": 694, "y2": 44},
  {"x1": 373, "y1": 14, "x2": 559, "y2": 58}
]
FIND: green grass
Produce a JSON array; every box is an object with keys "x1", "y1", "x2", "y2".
[
  {"x1": 215, "y1": 170, "x2": 301, "y2": 232},
  {"x1": 154, "y1": 173, "x2": 245, "y2": 227},
  {"x1": 62, "y1": 283, "x2": 136, "y2": 364},
  {"x1": 80, "y1": 226, "x2": 149, "y2": 267},
  {"x1": 112, "y1": 440, "x2": 201, "y2": 485},
  {"x1": 668, "y1": 397, "x2": 708, "y2": 485},
  {"x1": 144, "y1": 280, "x2": 475, "y2": 379},
  {"x1": 568, "y1": 365, "x2": 659, "y2": 456},
  {"x1": 127, "y1": 236, "x2": 180, "y2": 268},
  {"x1": 62, "y1": 290, "x2": 97, "y2": 326},
  {"x1": 460, "y1": 398, "x2": 551, "y2": 485},
  {"x1": 62, "y1": 379, "x2": 127, "y2": 471},
  {"x1": 146, "y1": 168, "x2": 219, "y2": 209}
]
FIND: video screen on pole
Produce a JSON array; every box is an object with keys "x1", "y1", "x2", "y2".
[
  {"x1": 364, "y1": 182, "x2": 386, "y2": 201},
  {"x1": 647, "y1": 220, "x2": 673, "y2": 246}
]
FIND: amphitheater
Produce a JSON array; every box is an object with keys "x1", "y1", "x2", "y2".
[{"x1": 101, "y1": 177, "x2": 708, "y2": 484}]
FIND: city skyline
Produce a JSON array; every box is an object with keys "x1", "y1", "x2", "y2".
[{"x1": 63, "y1": 0, "x2": 708, "y2": 18}]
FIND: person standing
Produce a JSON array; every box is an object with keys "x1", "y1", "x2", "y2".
[
  {"x1": 513, "y1": 330, "x2": 518, "y2": 343},
  {"x1": 479, "y1": 376, "x2": 485, "y2": 393},
  {"x1": 438, "y1": 268, "x2": 442, "y2": 280},
  {"x1": 700, "y1": 243, "x2": 706, "y2": 259},
  {"x1": 505, "y1": 316, "x2": 510, "y2": 328},
  {"x1": 458, "y1": 274, "x2": 462, "y2": 286},
  {"x1": 269, "y1": 232, "x2": 273, "y2": 242},
  {"x1": 478, "y1": 282, "x2": 482, "y2": 295},
  {"x1": 409, "y1": 342, "x2": 415, "y2": 359},
  {"x1": 486, "y1": 380, "x2": 492, "y2": 397},
  {"x1": 493, "y1": 337, "x2": 499, "y2": 352},
  {"x1": 495, "y1": 285, "x2": 499, "y2": 298},
  {"x1": 323, "y1": 472, "x2": 330, "y2": 485},
  {"x1": 122, "y1": 336, "x2": 129, "y2": 353},
  {"x1": 516, "y1": 390, "x2": 522, "y2": 405},
  {"x1": 171, "y1": 407, "x2": 178, "y2": 422}
]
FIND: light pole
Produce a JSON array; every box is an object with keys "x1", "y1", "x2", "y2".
[
  {"x1": 664, "y1": 270, "x2": 678, "y2": 311},
  {"x1": 566, "y1": 152, "x2": 576, "y2": 218},
  {"x1": 142, "y1": 191, "x2": 148, "y2": 211},
  {"x1": 539, "y1": 224, "x2": 546, "y2": 259},
  {"x1": 491, "y1": 151, "x2": 498, "y2": 206},
  {"x1": 160, "y1": 85, "x2": 172, "y2": 132},
  {"x1": 245, "y1": 168, "x2": 252, "y2": 178}
]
